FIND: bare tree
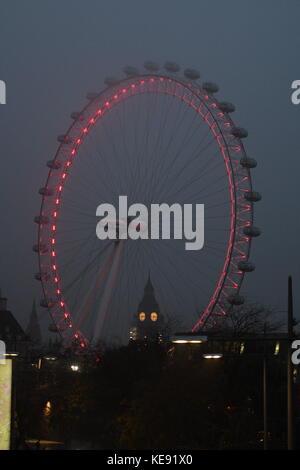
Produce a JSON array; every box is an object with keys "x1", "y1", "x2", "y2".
[{"x1": 219, "y1": 303, "x2": 285, "y2": 337}]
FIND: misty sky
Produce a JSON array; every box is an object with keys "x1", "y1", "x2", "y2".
[{"x1": 0, "y1": 0, "x2": 299, "y2": 335}]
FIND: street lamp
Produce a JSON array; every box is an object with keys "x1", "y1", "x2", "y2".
[
  {"x1": 171, "y1": 334, "x2": 207, "y2": 344},
  {"x1": 203, "y1": 353, "x2": 223, "y2": 359}
]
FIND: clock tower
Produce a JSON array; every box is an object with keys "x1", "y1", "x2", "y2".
[{"x1": 130, "y1": 274, "x2": 164, "y2": 343}]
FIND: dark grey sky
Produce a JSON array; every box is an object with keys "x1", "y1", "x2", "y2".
[{"x1": 0, "y1": 0, "x2": 299, "y2": 333}]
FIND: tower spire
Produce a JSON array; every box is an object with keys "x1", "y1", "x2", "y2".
[{"x1": 26, "y1": 299, "x2": 42, "y2": 345}]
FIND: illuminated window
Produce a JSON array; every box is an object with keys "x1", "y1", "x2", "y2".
[
  {"x1": 150, "y1": 312, "x2": 158, "y2": 322},
  {"x1": 139, "y1": 312, "x2": 146, "y2": 322}
]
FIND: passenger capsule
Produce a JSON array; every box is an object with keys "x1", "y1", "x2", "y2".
[
  {"x1": 243, "y1": 225, "x2": 261, "y2": 237},
  {"x1": 34, "y1": 272, "x2": 50, "y2": 281},
  {"x1": 39, "y1": 187, "x2": 53, "y2": 196},
  {"x1": 123, "y1": 65, "x2": 139, "y2": 76},
  {"x1": 202, "y1": 82, "x2": 219, "y2": 93},
  {"x1": 47, "y1": 160, "x2": 62, "y2": 169},
  {"x1": 57, "y1": 135, "x2": 72, "y2": 144},
  {"x1": 33, "y1": 244, "x2": 48, "y2": 254},
  {"x1": 240, "y1": 156, "x2": 257, "y2": 168},
  {"x1": 227, "y1": 295, "x2": 245, "y2": 306},
  {"x1": 231, "y1": 127, "x2": 248, "y2": 138},
  {"x1": 86, "y1": 92, "x2": 98, "y2": 100},
  {"x1": 144, "y1": 61, "x2": 160, "y2": 72},
  {"x1": 218, "y1": 102, "x2": 235, "y2": 113},
  {"x1": 48, "y1": 323, "x2": 59, "y2": 333},
  {"x1": 184, "y1": 68, "x2": 200, "y2": 80},
  {"x1": 40, "y1": 298, "x2": 54, "y2": 308},
  {"x1": 70, "y1": 112, "x2": 84, "y2": 121},
  {"x1": 34, "y1": 215, "x2": 49, "y2": 224},
  {"x1": 238, "y1": 261, "x2": 255, "y2": 272},
  {"x1": 244, "y1": 191, "x2": 262, "y2": 202},
  {"x1": 164, "y1": 61, "x2": 180, "y2": 73},
  {"x1": 104, "y1": 76, "x2": 119, "y2": 86}
]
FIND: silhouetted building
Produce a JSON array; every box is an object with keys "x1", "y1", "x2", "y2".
[
  {"x1": 130, "y1": 275, "x2": 165, "y2": 343},
  {"x1": 0, "y1": 294, "x2": 27, "y2": 353}
]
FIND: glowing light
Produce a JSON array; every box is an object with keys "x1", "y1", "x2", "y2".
[
  {"x1": 171, "y1": 335, "x2": 207, "y2": 344},
  {"x1": 43, "y1": 401, "x2": 52, "y2": 417},
  {"x1": 150, "y1": 312, "x2": 158, "y2": 322},
  {"x1": 70, "y1": 364, "x2": 79, "y2": 372},
  {"x1": 203, "y1": 354, "x2": 223, "y2": 359},
  {"x1": 139, "y1": 312, "x2": 146, "y2": 322}
]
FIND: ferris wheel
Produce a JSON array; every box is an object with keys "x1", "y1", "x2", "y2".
[{"x1": 34, "y1": 61, "x2": 261, "y2": 348}]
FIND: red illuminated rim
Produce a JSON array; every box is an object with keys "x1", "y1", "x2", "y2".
[{"x1": 36, "y1": 73, "x2": 254, "y2": 344}]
